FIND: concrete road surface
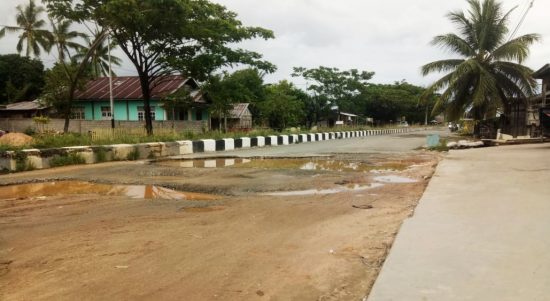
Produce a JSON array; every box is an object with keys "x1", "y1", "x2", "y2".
[{"x1": 368, "y1": 143, "x2": 550, "y2": 301}]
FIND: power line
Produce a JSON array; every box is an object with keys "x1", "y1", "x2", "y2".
[{"x1": 508, "y1": 0, "x2": 535, "y2": 42}]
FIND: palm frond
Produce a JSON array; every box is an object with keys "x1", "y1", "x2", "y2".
[
  {"x1": 431, "y1": 34, "x2": 475, "y2": 57},
  {"x1": 491, "y1": 34, "x2": 540, "y2": 63},
  {"x1": 421, "y1": 59, "x2": 464, "y2": 76}
]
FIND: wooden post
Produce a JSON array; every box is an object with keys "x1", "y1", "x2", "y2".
[{"x1": 542, "y1": 79, "x2": 548, "y2": 107}]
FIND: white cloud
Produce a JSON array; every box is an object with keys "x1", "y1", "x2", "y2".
[{"x1": 1, "y1": 0, "x2": 548, "y2": 87}]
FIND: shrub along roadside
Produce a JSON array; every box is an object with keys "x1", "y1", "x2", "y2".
[{"x1": 49, "y1": 153, "x2": 86, "y2": 167}]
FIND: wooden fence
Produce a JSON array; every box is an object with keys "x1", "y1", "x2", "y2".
[{"x1": 89, "y1": 127, "x2": 178, "y2": 141}]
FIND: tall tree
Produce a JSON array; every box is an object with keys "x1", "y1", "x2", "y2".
[
  {"x1": 0, "y1": 0, "x2": 52, "y2": 58},
  {"x1": 50, "y1": 18, "x2": 86, "y2": 62},
  {"x1": 260, "y1": 81, "x2": 305, "y2": 130},
  {"x1": 421, "y1": 0, "x2": 539, "y2": 121},
  {"x1": 359, "y1": 81, "x2": 430, "y2": 125},
  {"x1": 74, "y1": 30, "x2": 122, "y2": 78},
  {"x1": 292, "y1": 66, "x2": 374, "y2": 123},
  {"x1": 45, "y1": 0, "x2": 276, "y2": 135},
  {"x1": 41, "y1": 62, "x2": 90, "y2": 125},
  {"x1": 0, "y1": 54, "x2": 45, "y2": 103}
]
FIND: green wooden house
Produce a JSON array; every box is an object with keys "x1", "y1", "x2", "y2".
[{"x1": 73, "y1": 76, "x2": 210, "y2": 122}]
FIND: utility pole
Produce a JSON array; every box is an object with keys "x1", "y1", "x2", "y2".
[{"x1": 108, "y1": 33, "x2": 115, "y2": 129}]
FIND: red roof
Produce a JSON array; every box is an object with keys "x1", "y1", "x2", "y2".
[{"x1": 74, "y1": 75, "x2": 193, "y2": 100}]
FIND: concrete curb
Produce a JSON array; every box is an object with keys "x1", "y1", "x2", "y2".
[{"x1": 0, "y1": 127, "x2": 426, "y2": 172}]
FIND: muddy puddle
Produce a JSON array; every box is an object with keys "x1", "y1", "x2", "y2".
[
  {"x1": 0, "y1": 181, "x2": 219, "y2": 201},
  {"x1": 263, "y1": 183, "x2": 385, "y2": 196},
  {"x1": 158, "y1": 158, "x2": 408, "y2": 172},
  {"x1": 374, "y1": 175, "x2": 418, "y2": 183}
]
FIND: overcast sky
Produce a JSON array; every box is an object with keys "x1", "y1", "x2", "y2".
[{"x1": 1, "y1": 0, "x2": 548, "y2": 88}]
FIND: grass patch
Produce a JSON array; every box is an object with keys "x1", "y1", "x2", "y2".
[
  {"x1": 126, "y1": 147, "x2": 140, "y2": 161},
  {"x1": 50, "y1": 153, "x2": 86, "y2": 167},
  {"x1": 428, "y1": 138, "x2": 449, "y2": 152},
  {"x1": 14, "y1": 151, "x2": 35, "y2": 172},
  {"x1": 94, "y1": 147, "x2": 109, "y2": 163}
]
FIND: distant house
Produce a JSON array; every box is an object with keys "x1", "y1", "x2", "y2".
[
  {"x1": 73, "y1": 75, "x2": 210, "y2": 122},
  {"x1": 211, "y1": 103, "x2": 253, "y2": 131},
  {"x1": 0, "y1": 100, "x2": 49, "y2": 118},
  {"x1": 229, "y1": 103, "x2": 252, "y2": 130}
]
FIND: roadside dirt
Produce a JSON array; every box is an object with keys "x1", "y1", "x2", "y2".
[{"x1": 0, "y1": 152, "x2": 440, "y2": 301}]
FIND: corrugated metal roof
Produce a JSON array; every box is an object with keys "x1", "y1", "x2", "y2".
[
  {"x1": 0, "y1": 100, "x2": 47, "y2": 111},
  {"x1": 533, "y1": 64, "x2": 550, "y2": 79},
  {"x1": 230, "y1": 103, "x2": 250, "y2": 118},
  {"x1": 340, "y1": 112, "x2": 358, "y2": 117},
  {"x1": 74, "y1": 75, "x2": 193, "y2": 100}
]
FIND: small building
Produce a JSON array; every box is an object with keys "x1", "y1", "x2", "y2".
[
  {"x1": 0, "y1": 100, "x2": 49, "y2": 118},
  {"x1": 73, "y1": 76, "x2": 210, "y2": 122},
  {"x1": 228, "y1": 103, "x2": 252, "y2": 130},
  {"x1": 496, "y1": 64, "x2": 550, "y2": 138},
  {"x1": 336, "y1": 112, "x2": 359, "y2": 126},
  {"x1": 534, "y1": 64, "x2": 550, "y2": 135}
]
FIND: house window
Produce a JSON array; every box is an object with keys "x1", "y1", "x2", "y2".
[
  {"x1": 195, "y1": 109, "x2": 203, "y2": 121},
  {"x1": 138, "y1": 106, "x2": 156, "y2": 121},
  {"x1": 178, "y1": 110, "x2": 188, "y2": 121},
  {"x1": 101, "y1": 106, "x2": 112, "y2": 120},
  {"x1": 71, "y1": 106, "x2": 85, "y2": 120}
]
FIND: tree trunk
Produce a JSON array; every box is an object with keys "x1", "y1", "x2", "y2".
[
  {"x1": 224, "y1": 115, "x2": 227, "y2": 133},
  {"x1": 144, "y1": 97, "x2": 154, "y2": 136},
  {"x1": 138, "y1": 74, "x2": 154, "y2": 136},
  {"x1": 63, "y1": 113, "x2": 70, "y2": 133}
]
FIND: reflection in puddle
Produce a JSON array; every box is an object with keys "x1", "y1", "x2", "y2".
[
  {"x1": 0, "y1": 181, "x2": 219, "y2": 201},
  {"x1": 161, "y1": 158, "x2": 251, "y2": 168},
  {"x1": 159, "y1": 158, "x2": 407, "y2": 172},
  {"x1": 374, "y1": 175, "x2": 417, "y2": 183},
  {"x1": 263, "y1": 183, "x2": 384, "y2": 196}
]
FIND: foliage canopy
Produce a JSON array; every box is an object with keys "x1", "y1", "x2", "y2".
[{"x1": 421, "y1": 0, "x2": 539, "y2": 121}]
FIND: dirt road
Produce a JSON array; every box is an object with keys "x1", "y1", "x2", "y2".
[{"x1": 0, "y1": 133, "x2": 442, "y2": 300}]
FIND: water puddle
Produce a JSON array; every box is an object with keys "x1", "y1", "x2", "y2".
[
  {"x1": 263, "y1": 183, "x2": 384, "y2": 196},
  {"x1": 0, "y1": 181, "x2": 219, "y2": 201},
  {"x1": 374, "y1": 175, "x2": 417, "y2": 183},
  {"x1": 159, "y1": 158, "x2": 407, "y2": 172}
]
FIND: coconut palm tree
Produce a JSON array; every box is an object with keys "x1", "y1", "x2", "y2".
[
  {"x1": 0, "y1": 0, "x2": 52, "y2": 58},
  {"x1": 421, "y1": 0, "x2": 539, "y2": 121},
  {"x1": 50, "y1": 18, "x2": 86, "y2": 62},
  {"x1": 74, "y1": 31, "x2": 122, "y2": 78}
]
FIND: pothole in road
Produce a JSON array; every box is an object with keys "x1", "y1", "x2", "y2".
[
  {"x1": 157, "y1": 158, "x2": 408, "y2": 172},
  {"x1": 262, "y1": 183, "x2": 385, "y2": 196},
  {"x1": 0, "y1": 181, "x2": 220, "y2": 201},
  {"x1": 374, "y1": 175, "x2": 418, "y2": 183}
]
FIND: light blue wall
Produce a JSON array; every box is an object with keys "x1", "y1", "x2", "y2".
[{"x1": 75, "y1": 100, "x2": 167, "y2": 121}]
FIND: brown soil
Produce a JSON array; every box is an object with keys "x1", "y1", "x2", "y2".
[
  {"x1": 0, "y1": 133, "x2": 33, "y2": 147},
  {"x1": 0, "y1": 152, "x2": 440, "y2": 301}
]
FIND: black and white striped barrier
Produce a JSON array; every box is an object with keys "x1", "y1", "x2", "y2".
[{"x1": 1, "y1": 128, "x2": 426, "y2": 171}]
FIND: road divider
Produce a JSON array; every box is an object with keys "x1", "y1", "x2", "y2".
[{"x1": 0, "y1": 127, "x2": 427, "y2": 172}]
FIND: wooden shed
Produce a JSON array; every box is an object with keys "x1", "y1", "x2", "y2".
[{"x1": 228, "y1": 103, "x2": 252, "y2": 130}]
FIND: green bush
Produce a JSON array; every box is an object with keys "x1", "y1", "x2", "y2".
[{"x1": 50, "y1": 153, "x2": 86, "y2": 167}]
